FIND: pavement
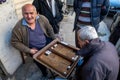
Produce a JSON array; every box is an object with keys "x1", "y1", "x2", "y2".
[{"x1": 4, "y1": 12, "x2": 111, "y2": 80}]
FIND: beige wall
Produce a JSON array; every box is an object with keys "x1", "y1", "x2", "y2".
[
  {"x1": 0, "y1": 0, "x2": 33, "y2": 76},
  {"x1": 13, "y1": 0, "x2": 33, "y2": 19},
  {"x1": 0, "y1": 0, "x2": 22, "y2": 75}
]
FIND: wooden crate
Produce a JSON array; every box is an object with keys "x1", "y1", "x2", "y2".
[{"x1": 33, "y1": 39, "x2": 80, "y2": 78}]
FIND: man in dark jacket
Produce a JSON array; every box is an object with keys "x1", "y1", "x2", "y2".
[
  {"x1": 33, "y1": 0, "x2": 63, "y2": 34},
  {"x1": 75, "y1": 26, "x2": 119, "y2": 80}
]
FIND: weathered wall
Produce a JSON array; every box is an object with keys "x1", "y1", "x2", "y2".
[
  {"x1": 13, "y1": 0, "x2": 33, "y2": 19},
  {"x1": 0, "y1": 0, "x2": 33, "y2": 75}
]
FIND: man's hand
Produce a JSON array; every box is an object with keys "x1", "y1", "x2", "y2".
[
  {"x1": 30, "y1": 48, "x2": 38, "y2": 55},
  {"x1": 55, "y1": 33, "x2": 63, "y2": 41}
]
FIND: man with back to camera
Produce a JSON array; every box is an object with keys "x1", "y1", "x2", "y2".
[{"x1": 75, "y1": 26, "x2": 119, "y2": 80}]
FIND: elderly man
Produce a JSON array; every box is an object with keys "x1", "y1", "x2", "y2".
[
  {"x1": 75, "y1": 26, "x2": 119, "y2": 80},
  {"x1": 11, "y1": 4, "x2": 56, "y2": 78}
]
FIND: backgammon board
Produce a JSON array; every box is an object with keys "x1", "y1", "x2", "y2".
[{"x1": 33, "y1": 38, "x2": 80, "y2": 78}]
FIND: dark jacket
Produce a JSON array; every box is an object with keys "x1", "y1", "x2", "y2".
[
  {"x1": 33, "y1": 0, "x2": 63, "y2": 33},
  {"x1": 76, "y1": 38, "x2": 119, "y2": 80},
  {"x1": 109, "y1": 13, "x2": 120, "y2": 45},
  {"x1": 73, "y1": 0, "x2": 110, "y2": 31}
]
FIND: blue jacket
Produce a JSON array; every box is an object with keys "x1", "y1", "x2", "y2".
[{"x1": 73, "y1": 0, "x2": 110, "y2": 31}]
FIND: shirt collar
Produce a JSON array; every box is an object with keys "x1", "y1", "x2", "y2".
[{"x1": 22, "y1": 15, "x2": 40, "y2": 27}]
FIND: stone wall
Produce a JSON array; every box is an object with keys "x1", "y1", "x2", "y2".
[
  {"x1": 0, "y1": 0, "x2": 33, "y2": 76},
  {"x1": 13, "y1": 0, "x2": 33, "y2": 19}
]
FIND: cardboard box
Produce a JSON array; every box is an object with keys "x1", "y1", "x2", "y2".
[{"x1": 33, "y1": 39, "x2": 80, "y2": 78}]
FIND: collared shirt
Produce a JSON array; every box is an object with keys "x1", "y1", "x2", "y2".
[
  {"x1": 46, "y1": 0, "x2": 56, "y2": 17},
  {"x1": 22, "y1": 16, "x2": 39, "y2": 27}
]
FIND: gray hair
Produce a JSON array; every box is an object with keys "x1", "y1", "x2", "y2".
[{"x1": 78, "y1": 26, "x2": 98, "y2": 41}]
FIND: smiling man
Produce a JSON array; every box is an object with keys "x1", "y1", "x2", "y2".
[{"x1": 11, "y1": 4, "x2": 56, "y2": 79}]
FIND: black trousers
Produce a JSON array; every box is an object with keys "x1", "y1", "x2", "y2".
[
  {"x1": 34, "y1": 60, "x2": 47, "y2": 77},
  {"x1": 32, "y1": 37, "x2": 53, "y2": 77}
]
